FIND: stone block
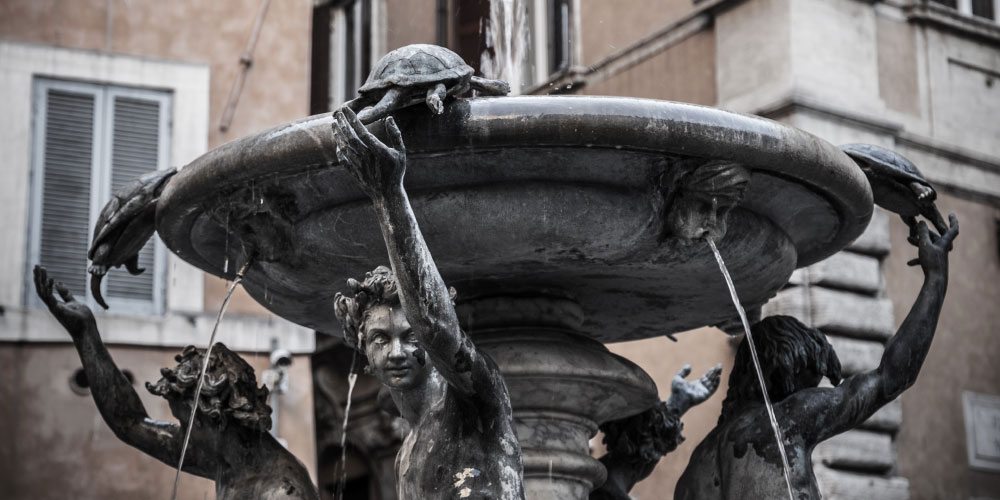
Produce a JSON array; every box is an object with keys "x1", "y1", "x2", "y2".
[
  {"x1": 815, "y1": 465, "x2": 909, "y2": 500},
  {"x1": 847, "y1": 208, "x2": 891, "y2": 256},
  {"x1": 814, "y1": 429, "x2": 894, "y2": 473},
  {"x1": 808, "y1": 251, "x2": 882, "y2": 295},
  {"x1": 812, "y1": 288, "x2": 895, "y2": 340},
  {"x1": 827, "y1": 335, "x2": 884, "y2": 376}
]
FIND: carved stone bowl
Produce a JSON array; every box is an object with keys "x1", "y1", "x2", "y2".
[{"x1": 156, "y1": 96, "x2": 872, "y2": 342}]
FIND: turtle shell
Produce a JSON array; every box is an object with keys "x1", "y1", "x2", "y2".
[
  {"x1": 358, "y1": 44, "x2": 474, "y2": 94},
  {"x1": 841, "y1": 143, "x2": 929, "y2": 186}
]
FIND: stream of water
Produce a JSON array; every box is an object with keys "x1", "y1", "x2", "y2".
[
  {"x1": 169, "y1": 260, "x2": 251, "y2": 500},
  {"x1": 481, "y1": 0, "x2": 526, "y2": 93},
  {"x1": 707, "y1": 238, "x2": 795, "y2": 500},
  {"x1": 335, "y1": 351, "x2": 360, "y2": 500}
]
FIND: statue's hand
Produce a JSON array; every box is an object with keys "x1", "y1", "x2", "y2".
[
  {"x1": 333, "y1": 107, "x2": 406, "y2": 199},
  {"x1": 33, "y1": 265, "x2": 96, "y2": 338},
  {"x1": 908, "y1": 213, "x2": 958, "y2": 275},
  {"x1": 668, "y1": 364, "x2": 722, "y2": 415}
]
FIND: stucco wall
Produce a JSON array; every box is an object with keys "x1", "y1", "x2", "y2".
[
  {"x1": 583, "y1": 28, "x2": 716, "y2": 106},
  {"x1": 0, "y1": 343, "x2": 316, "y2": 500},
  {"x1": 887, "y1": 193, "x2": 1000, "y2": 499},
  {"x1": 579, "y1": 0, "x2": 694, "y2": 67}
]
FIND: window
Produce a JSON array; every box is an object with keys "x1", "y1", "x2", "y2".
[
  {"x1": 330, "y1": 0, "x2": 374, "y2": 107},
  {"x1": 931, "y1": 0, "x2": 998, "y2": 22},
  {"x1": 28, "y1": 78, "x2": 171, "y2": 315}
]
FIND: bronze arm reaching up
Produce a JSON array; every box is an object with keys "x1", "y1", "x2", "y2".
[{"x1": 332, "y1": 108, "x2": 525, "y2": 500}]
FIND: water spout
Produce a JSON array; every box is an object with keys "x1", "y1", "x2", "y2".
[
  {"x1": 336, "y1": 351, "x2": 359, "y2": 500},
  {"x1": 481, "y1": 0, "x2": 527, "y2": 93},
  {"x1": 706, "y1": 238, "x2": 795, "y2": 500},
  {"x1": 170, "y1": 259, "x2": 251, "y2": 500}
]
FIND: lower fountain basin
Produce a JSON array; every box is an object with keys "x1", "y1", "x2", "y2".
[{"x1": 156, "y1": 96, "x2": 872, "y2": 341}]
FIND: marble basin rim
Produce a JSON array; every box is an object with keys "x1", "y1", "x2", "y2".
[{"x1": 156, "y1": 95, "x2": 873, "y2": 342}]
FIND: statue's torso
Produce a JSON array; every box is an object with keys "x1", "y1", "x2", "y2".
[
  {"x1": 675, "y1": 407, "x2": 820, "y2": 500},
  {"x1": 396, "y1": 381, "x2": 524, "y2": 500}
]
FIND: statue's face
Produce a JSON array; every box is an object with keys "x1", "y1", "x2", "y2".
[
  {"x1": 363, "y1": 304, "x2": 431, "y2": 391},
  {"x1": 668, "y1": 192, "x2": 734, "y2": 242}
]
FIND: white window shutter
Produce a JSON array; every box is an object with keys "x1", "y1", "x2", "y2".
[
  {"x1": 104, "y1": 95, "x2": 162, "y2": 303},
  {"x1": 37, "y1": 89, "x2": 96, "y2": 298}
]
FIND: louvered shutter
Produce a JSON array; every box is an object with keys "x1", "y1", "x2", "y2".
[
  {"x1": 104, "y1": 96, "x2": 162, "y2": 303},
  {"x1": 30, "y1": 79, "x2": 170, "y2": 314},
  {"x1": 36, "y1": 88, "x2": 96, "y2": 298}
]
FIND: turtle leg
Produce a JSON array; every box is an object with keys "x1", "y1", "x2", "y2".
[
  {"x1": 88, "y1": 267, "x2": 109, "y2": 310},
  {"x1": 357, "y1": 87, "x2": 405, "y2": 124},
  {"x1": 124, "y1": 254, "x2": 145, "y2": 275},
  {"x1": 426, "y1": 83, "x2": 447, "y2": 115},
  {"x1": 470, "y1": 76, "x2": 511, "y2": 96}
]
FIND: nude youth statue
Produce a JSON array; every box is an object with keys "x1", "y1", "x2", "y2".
[
  {"x1": 33, "y1": 266, "x2": 318, "y2": 500},
  {"x1": 331, "y1": 108, "x2": 525, "y2": 500},
  {"x1": 675, "y1": 214, "x2": 959, "y2": 499}
]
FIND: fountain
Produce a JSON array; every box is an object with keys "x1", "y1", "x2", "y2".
[{"x1": 147, "y1": 73, "x2": 875, "y2": 498}]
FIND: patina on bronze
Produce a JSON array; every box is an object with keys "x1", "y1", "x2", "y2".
[
  {"x1": 33, "y1": 265, "x2": 317, "y2": 500},
  {"x1": 675, "y1": 214, "x2": 958, "y2": 499}
]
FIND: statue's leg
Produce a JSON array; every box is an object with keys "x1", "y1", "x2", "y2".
[
  {"x1": 357, "y1": 87, "x2": 404, "y2": 124},
  {"x1": 470, "y1": 76, "x2": 511, "y2": 96},
  {"x1": 425, "y1": 83, "x2": 447, "y2": 115}
]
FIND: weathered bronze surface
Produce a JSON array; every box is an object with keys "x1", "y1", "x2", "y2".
[{"x1": 675, "y1": 215, "x2": 959, "y2": 499}]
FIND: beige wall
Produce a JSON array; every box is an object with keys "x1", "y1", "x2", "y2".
[
  {"x1": 0, "y1": 0, "x2": 314, "y2": 316},
  {"x1": 579, "y1": 0, "x2": 694, "y2": 67},
  {"x1": 0, "y1": 343, "x2": 316, "y2": 499},
  {"x1": 583, "y1": 28, "x2": 716, "y2": 105},
  {"x1": 386, "y1": 0, "x2": 438, "y2": 50},
  {"x1": 604, "y1": 327, "x2": 736, "y2": 499},
  {"x1": 887, "y1": 193, "x2": 1000, "y2": 499}
]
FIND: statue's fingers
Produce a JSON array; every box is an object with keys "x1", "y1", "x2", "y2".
[
  {"x1": 342, "y1": 105, "x2": 383, "y2": 151},
  {"x1": 32, "y1": 266, "x2": 53, "y2": 304},
  {"x1": 384, "y1": 116, "x2": 406, "y2": 154},
  {"x1": 943, "y1": 213, "x2": 959, "y2": 246},
  {"x1": 917, "y1": 221, "x2": 933, "y2": 247},
  {"x1": 55, "y1": 282, "x2": 75, "y2": 303},
  {"x1": 906, "y1": 258, "x2": 920, "y2": 267},
  {"x1": 676, "y1": 364, "x2": 692, "y2": 378},
  {"x1": 336, "y1": 111, "x2": 369, "y2": 153}
]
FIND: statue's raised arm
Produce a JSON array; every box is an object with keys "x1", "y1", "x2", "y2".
[
  {"x1": 332, "y1": 108, "x2": 495, "y2": 399},
  {"x1": 806, "y1": 214, "x2": 958, "y2": 441},
  {"x1": 332, "y1": 107, "x2": 525, "y2": 500},
  {"x1": 32, "y1": 266, "x2": 217, "y2": 479}
]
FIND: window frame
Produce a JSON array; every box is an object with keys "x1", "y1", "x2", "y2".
[
  {"x1": 934, "y1": 0, "x2": 999, "y2": 22},
  {"x1": 27, "y1": 77, "x2": 172, "y2": 316}
]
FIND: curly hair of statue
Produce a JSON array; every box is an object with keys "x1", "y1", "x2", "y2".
[
  {"x1": 145, "y1": 343, "x2": 272, "y2": 432},
  {"x1": 334, "y1": 265, "x2": 457, "y2": 352},
  {"x1": 600, "y1": 403, "x2": 684, "y2": 464},
  {"x1": 719, "y1": 315, "x2": 843, "y2": 423}
]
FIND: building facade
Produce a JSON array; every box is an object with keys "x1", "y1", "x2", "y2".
[
  {"x1": 0, "y1": 1, "x2": 318, "y2": 498},
  {"x1": 1, "y1": 0, "x2": 998, "y2": 499}
]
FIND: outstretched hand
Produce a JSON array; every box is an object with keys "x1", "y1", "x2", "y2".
[
  {"x1": 332, "y1": 107, "x2": 407, "y2": 200},
  {"x1": 668, "y1": 363, "x2": 723, "y2": 415},
  {"x1": 33, "y1": 265, "x2": 95, "y2": 338},
  {"x1": 907, "y1": 213, "x2": 959, "y2": 274}
]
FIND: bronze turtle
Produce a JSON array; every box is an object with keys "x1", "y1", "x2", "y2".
[
  {"x1": 841, "y1": 144, "x2": 948, "y2": 239},
  {"x1": 88, "y1": 168, "x2": 177, "y2": 309},
  {"x1": 346, "y1": 44, "x2": 510, "y2": 124}
]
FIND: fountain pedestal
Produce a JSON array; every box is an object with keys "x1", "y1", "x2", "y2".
[{"x1": 460, "y1": 296, "x2": 658, "y2": 499}]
